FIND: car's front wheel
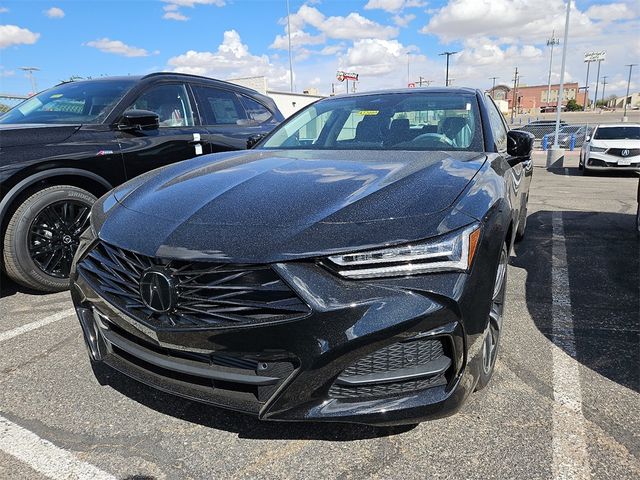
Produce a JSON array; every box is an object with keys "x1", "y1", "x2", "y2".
[
  {"x1": 476, "y1": 242, "x2": 508, "y2": 391},
  {"x1": 3, "y1": 185, "x2": 95, "y2": 292}
]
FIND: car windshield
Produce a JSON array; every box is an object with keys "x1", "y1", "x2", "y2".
[
  {"x1": 0, "y1": 79, "x2": 136, "y2": 125},
  {"x1": 593, "y1": 126, "x2": 640, "y2": 140},
  {"x1": 261, "y1": 92, "x2": 484, "y2": 152}
]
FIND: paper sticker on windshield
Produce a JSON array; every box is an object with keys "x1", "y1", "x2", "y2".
[
  {"x1": 358, "y1": 110, "x2": 379, "y2": 116},
  {"x1": 50, "y1": 94, "x2": 63, "y2": 99},
  {"x1": 465, "y1": 103, "x2": 471, "y2": 111}
]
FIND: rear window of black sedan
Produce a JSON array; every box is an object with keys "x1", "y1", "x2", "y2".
[{"x1": 261, "y1": 92, "x2": 484, "y2": 152}]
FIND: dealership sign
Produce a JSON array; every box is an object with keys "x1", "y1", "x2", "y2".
[
  {"x1": 336, "y1": 71, "x2": 358, "y2": 82},
  {"x1": 584, "y1": 51, "x2": 606, "y2": 62}
]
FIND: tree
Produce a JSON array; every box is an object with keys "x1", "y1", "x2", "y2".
[{"x1": 565, "y1": 99, "x2": 582, "y2": 111}]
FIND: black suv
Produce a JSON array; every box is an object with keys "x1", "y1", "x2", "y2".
[{"x1": 0, "y1": 73, "x2": 284, "y2": 292}]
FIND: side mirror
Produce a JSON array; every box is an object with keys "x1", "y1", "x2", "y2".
[
  {"x1": 507, "y1": 130, "x2": 534, "y2": 158},
  {"x1": 118, "y1": 109, "x2": 159, "y2": 131},
  {"x1": 247, "y1": 133, "x2": 266, "y2": 149},
  {"x1": 585, "y1": 135, "x2": 591, "y2": 142}
]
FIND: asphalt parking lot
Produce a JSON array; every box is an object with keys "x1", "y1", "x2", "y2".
[{"x1": 1, "y1": 151, "x2": 638, "y2": 480}]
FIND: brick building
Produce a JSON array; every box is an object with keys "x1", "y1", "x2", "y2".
[{"x1": 489, "y1": 83, "x2": 585, "y2": 113}]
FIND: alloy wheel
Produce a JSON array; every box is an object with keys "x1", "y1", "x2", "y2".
[
  {"x1": 28, "y1": 200, "x2": 91, "y2": 278},
  {"x1": 482, "y1": 246, "x2": 508, "y2": 374}
]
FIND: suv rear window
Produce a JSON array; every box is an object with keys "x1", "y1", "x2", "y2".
[{"x1": 593, "y1": 126, "x2": 640, "y2": 140}]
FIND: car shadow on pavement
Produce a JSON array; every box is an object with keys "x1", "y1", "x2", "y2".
[
  {"x1": 92, "y1": 362, "x2": 415, "y2": 441},
  {"x1": 0, "y1": 273, "x2": 49, "y2": 298},
  {"x1": 546, "y1": 167, "x2": 640, "y2": 178},
  {"x1": 512, "y1": 210, "x2": 639, "y2": 393}
]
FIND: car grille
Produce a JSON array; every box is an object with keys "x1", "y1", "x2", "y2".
[
  {"x1": 77, "y1": 241, "x2": 310, "y2": 329},
  {"x1": 329, "y1": 337, "x2": 451, "y2": 399},
  {"x1": 607, "y1": 148, "x2": 640, "y2": 157}
]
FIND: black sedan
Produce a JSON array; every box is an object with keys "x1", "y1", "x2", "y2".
[
  {"x1": 0, "y1": 73, "x2": 283, "y2": 292},
  {"x1": 70, "y1": 88, "x2": 534, "y2": 425}
]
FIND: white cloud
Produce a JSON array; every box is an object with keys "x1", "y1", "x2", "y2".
[
  {"x1": 270, "y1": 30, "x2": 325, "y2": 50},
  {"x1": 341, "y1": 38, "x2": 423, "y2": 76},
  {"x1": 161, "y1": 0, "x2": 224, "y2": 7},
  {"x1": 167, "y1": 30, "x2": 290, "y2": 86},
  {"x1": 85, "y1": 38, "x2": 152, "y2": 57},
  {"x1": 364, "y1": 0, "x2": 426, "y2": 13},
  {"x1": 585, "y1": 3, "x2": 632, "y2": 21},
  {"x1": 0, "y1": 25, "x2": 40, "y2": 48},
  {"x1": 163, "y1": 11, "x2": 189, "y2": 21},
  {"x1": 44, "y1": 7, "x2": 65, "y2": 18},
  {"x1": 393, "y1": 13, "x2": 416, "y2": 27},
  {"x1": 0, "y1": 68, "x2": 15, "y2": 77},
  {"x1": 163, "y1": 4, "x2": 179, "y2": 11},
  {"x1": 0, "y1": 7, "x2": 9, "y2": 14}
]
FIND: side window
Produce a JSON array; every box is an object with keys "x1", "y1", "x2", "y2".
[
  {"x1": 486, "y1": 95, "x2": 508, "y2": 152},
  {"x1": 127, "y1": 84, "x2": 194, "y2": 127},
  {"x1": 239, "y1": 95, "x2": 272, "y2": 124},
  {"x1": 192, "y1": 86, "x2": 247, "y2": 126}
]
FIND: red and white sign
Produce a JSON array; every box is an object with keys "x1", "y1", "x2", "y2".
[
  {"x1": 336, "y1": 71, "x2": 358, "y2": 82},
  {"x1": 408, "y1": 83, "x2": 416, "y2": 88}
]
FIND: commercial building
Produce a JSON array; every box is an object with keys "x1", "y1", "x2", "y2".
[
  {"x1": 606, "y1": 92, "x2": 640, "y2": 110},
  {"x1": 489, "y1": 82, "x2": 585, "y2": 114}
]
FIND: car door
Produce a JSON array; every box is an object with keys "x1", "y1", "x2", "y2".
[
  {"x1": 191, "y1": 84, "x2": 277, "y2": 152},
  {"x1": 486, "y1": 95, "x2": 529, "y2": 221},
  {"x1": 115, "y1": 82, "x2": 209, "y2": 180}
]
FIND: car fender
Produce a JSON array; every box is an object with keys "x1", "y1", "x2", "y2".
[{"x1": 0, "y1": 167, "x2": 113, "y2": 229}]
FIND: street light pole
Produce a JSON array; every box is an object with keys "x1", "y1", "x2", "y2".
[
  {"x1": 19, "y1": 66, "x2": 39, "y2": 95},
  {"x1": 593, "y1": 59, "x2": 602, "y2": 110},
  {"x1": 511, "y1": 67, "x2": 519, "y2": 124},
  {"x1": 546, "y1": 31, "x2": 559, "y2": 109},
  {"x1": 623, "y1": 64, "x2": 637, "y2": 121},
  {"x1": 439, "y1": 51, "x2": 458, "y2": 86},
  {"x1": 549, "y1": 0, "x2": 571, "y2": 166},
  {"x1": 489, "y1": 76, "x2": 498, "y2": 95},
  {"x1": 286, "y1": 0, "x2": 294, "y2": 93}
]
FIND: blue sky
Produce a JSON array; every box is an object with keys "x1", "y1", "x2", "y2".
[{"x1": 1, "y1": 0, "x2": 638, "y2": 97}]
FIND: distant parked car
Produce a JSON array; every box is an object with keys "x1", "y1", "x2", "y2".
[
  {"x1": 579, "y1": 124, "x2": 640, "y2": 174},
  {"x1": 542, "y1": 124, "x2": 592, "y2": 148},
  {"x1": 514, "y1": 119, "x2": 567, "y2": 140},
  {"x1": 0, "y1": 73, "x2": 284, "y2": 292}
]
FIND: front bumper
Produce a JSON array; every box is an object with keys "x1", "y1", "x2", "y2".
[
  {"x1": 585, "y1": 152, "x2": 640, "y2": 171},
  {"x1": 70, "y1": 236, "x2": 495, "y2": 426}
]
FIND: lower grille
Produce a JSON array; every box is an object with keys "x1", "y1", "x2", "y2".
[
  {"x1": 77, "y1": 241, "x2": 310, "y2": 329},
  {"x1": 329, "y1": 337, "x2": 451, "y2": 399}
]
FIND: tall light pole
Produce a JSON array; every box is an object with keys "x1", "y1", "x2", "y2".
[
  {"x1": 439, "y1": 51, "x2": 458, "y2": 86},
  {"x1": 286, "y1": 0, "x2": 294, "y2": 93},
  {"x1": 511, "y1": 67, "x2": 519, "y2": 124},
  {"x1": 546, "y1": 31, "x2": 560, "y2": 109},
  {"x1": 548, "y1": 0, "x2": 571, "y2": 168},
  {"x1": 623, "y1": 64, "x2": 637, "y2": 121},
  {"x1": 19, "y1": 66, "x2": 39, "y2": 95},
  {"x1": 489, "y1": 76, "x2": 498, "y2": 95}
]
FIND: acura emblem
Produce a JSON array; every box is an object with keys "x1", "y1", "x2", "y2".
[
  {"x1": 139, "y1": 270, "x2": 175, "y2": 313},
  {"x1": 621, "y1": 149, "x2": 630, "y2": 157}
]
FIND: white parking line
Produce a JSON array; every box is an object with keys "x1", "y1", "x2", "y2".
[
  {"x1": 0, "y1": 415, "x2": 116, "y2": 480},
  {"x1": 551, "y1": 211, "x2": 591, "y2": 480},
  {"x1": 0, "y1": 308, "x2": 76, "y2": 343}
]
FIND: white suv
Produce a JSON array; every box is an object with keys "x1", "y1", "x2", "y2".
[{"x1": 580, "y1": 124, "x2": 640, "y2": 173}]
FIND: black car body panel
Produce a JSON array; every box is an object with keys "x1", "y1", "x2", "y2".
[
  {"x1": 71, "y1": 88, "x2": 533, "y2": 425},
  {"x1": 0, "y1": 73, "x2": 283, "y2": 290}
]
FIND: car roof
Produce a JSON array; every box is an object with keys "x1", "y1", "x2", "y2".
[
  {"x1": 595, "y1": 123, "x2": 640, "y2": 128},
  {"x1": 327, "y1": 87, "x2": 480, "y2": 99}
]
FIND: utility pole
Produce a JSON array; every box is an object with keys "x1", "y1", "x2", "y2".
[
  {"x1": 546, "y1": 31, "x2": 560, "y2": 109},
  {"x1": 489, "y1": 76, "x2": 498, "y2": 95},
  {"x1": 623, "y1": 64, "x2": 637, "y2": 121},
  {"x1": 600, "y1": 76, "x2": 608, "y2": 106},
  {"x1": 510, "y1": 67, "x2": 519, "y2": 124},
  {"x1": 417, "y1": 76, "x2": 433, "y2": 87},
  {"x1": 286, "y1": 0, "x2": 294, "y2": 93},
  {"x1": 582, "y1": 58, "x2": 593, "y2": 111},
  {"x1": 19, "y1": 66, "x2": 39, "y2": 95},
  {"x1": 439, "y1": 51, "x2": 458, "y2": 86}
]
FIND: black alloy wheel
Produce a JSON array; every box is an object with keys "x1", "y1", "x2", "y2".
[
  {"x1": 3, "y1": 185, "x2": 96, "y2": 292},
  {"x1": 28, "y1": 200, "x2": 91, "y2": 278}
]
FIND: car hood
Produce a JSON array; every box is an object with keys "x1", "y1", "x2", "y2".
[
  {"x1": 0, "y1": 124, "x2": 81, "y2": 148},
  {"x1": 101, "y1": 149, "x2": 485, "y2": 262},
  {"x1": 591, "y1": 139, "x2": 640, "y2": 149}
]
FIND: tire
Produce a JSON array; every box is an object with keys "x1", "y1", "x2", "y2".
[
  {"x1": 514, "y1": 200, "x2": 528, "y2": 242},
  {"x1": 578, "y1": 154, "x2": 584, "y2": 170},
  {"x1": 3, "y1": 185, "x2": 96, "y2": 292},
  {"x1": 476, "y1": 242, "x2": 508, "y2": 391}
]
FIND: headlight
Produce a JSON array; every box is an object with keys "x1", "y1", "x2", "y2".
[
  {"x1": 590, "y1": 146, "x2": 608, "y2": 153},
  {"x1": 325, "y1": 224, "x2": 481, "y2": 279}
]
